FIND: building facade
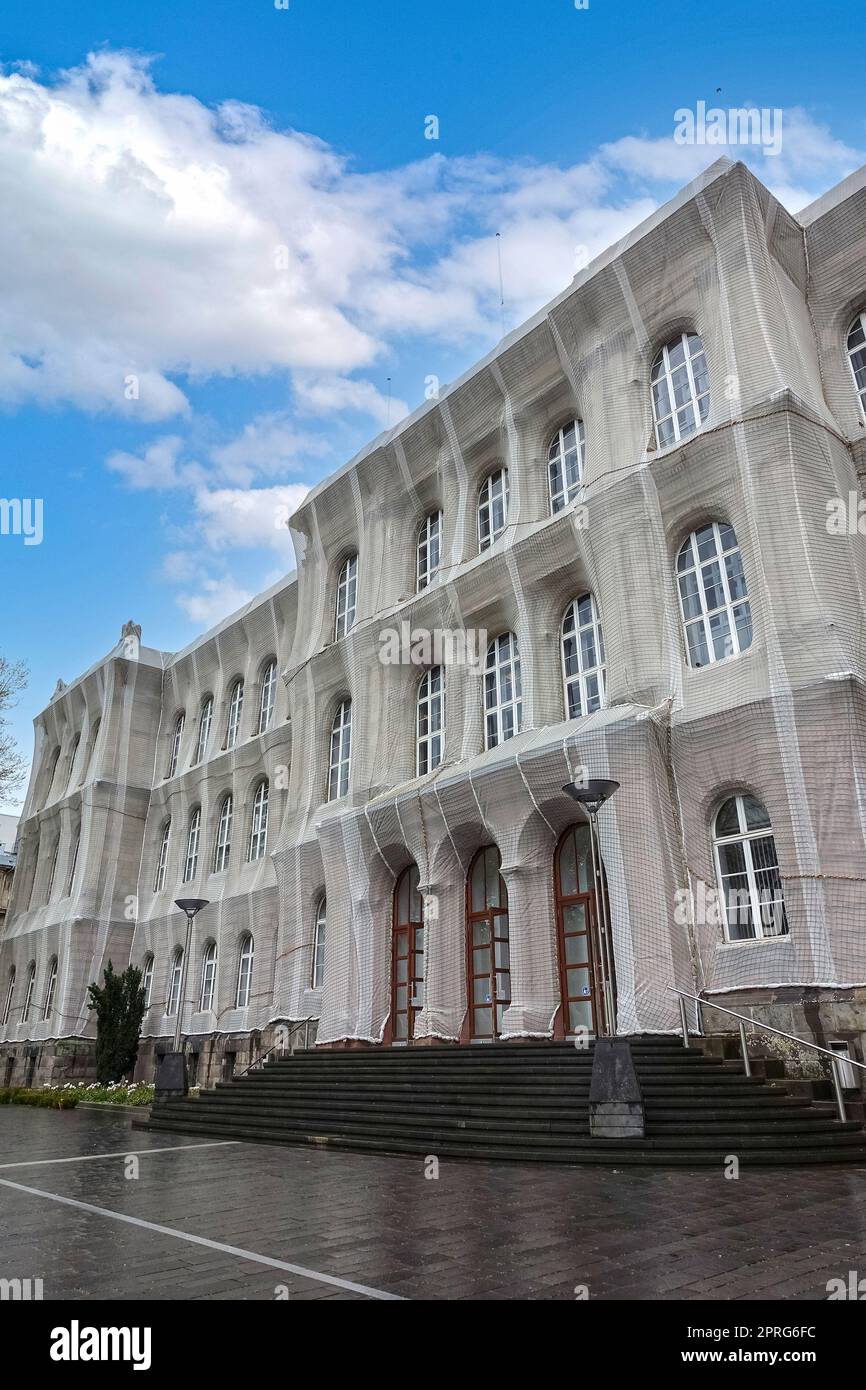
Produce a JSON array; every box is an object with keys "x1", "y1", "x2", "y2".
[{"x1": 3, "y1": 156, "x2": 866, "y2": 1090}]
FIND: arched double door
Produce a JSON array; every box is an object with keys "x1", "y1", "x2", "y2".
[
  {"x1": 465, "y1": 846, "x2": 511, "y2": 1039},
  {"x1": 553, "y1": 823, "x2": 610, "y2": 1038},
  {"x1": 388, "y1": 865, "x2": 425, "y2": 1042}
]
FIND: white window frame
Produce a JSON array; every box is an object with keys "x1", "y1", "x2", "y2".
[
  {"x1": 183, "y1": 808, "x2": 201, "y2": 883},
  {"x1": 258, "y1": 660, "x2": 277, "y2": 734},
  {"x1": 328, "y1": 699, "x2": 352, "y2": 801},
  {"x1": 484, "y1": 633, "x2": 522, "y2": 749},
  {"x1": 846, "y1": 312, "x2": 866, "y2": 418},
  {"x1": 651, "y1": 332, "x2": 710, "y2": 448},
  {"x1": 21, "y1": 963, "x2": 36, "y2": 1024},
  {"x1": 417, "y1": 511, "x2": 443, "y2": 591},
  {"x1": 213, "y1": 794, "x2": 233, "y2": 873},
  {"x1": 154, "y1": 820, "x2": 171, "y2": 893},
  {"x1": 66, "y1": 735, "x2": 81, "y2": 791},
  {"x1": 561, "y1": 594, "x2": 606, "y2": 720},
  {"x1": 2, "y1": 967, "x2": 15, "y2": 1026},
  {"x1": 195, "y1": 697, "x2": 213, "y2": 765},
  {"x1": 167, "y1": 713, "x2": 184, "y2": 778},
  {"x1": 548, "y1": 419, "x2": 585, "y2": 514},
  {"x1": 42, "y1": 957, "x2": 57, "y2": 1020},
  {"x1": 335, "y1": 555, "x2": 358, "y2": 639},
  {"x1": 312, "y1": 899, "x2": 326, "y2": 989},
  {"x1": 235, "y1": 935, "x2": 254, "y2": 1009},
  {"x1": 67, "y1": 827, "x2": 80, "y2": 895},
  {"x1": 248, "y1": 780, "x2": 269, "y2": 862},
  {"x1": 416, "y1": 666, "x2": 445, "y2": 776},
  {"x1": 46, "y1": 836, "x2": 60, "y2": 900},
  {"x1": 167, "y1": 949, "x2": 183, "y2": 1016},
  {"x1": 226, "y1": 679, "x2": 244, "y2": 749},
  {"x1": 477, "y1": 469, "x2": 509, "y2": 551},
  {"x1": 199, "y1": 942, "x2": 217, "y2": 1013},
  {"x1": 142, "y1": 956, "x2": 154, "y2": 1010},
  {"x1": 713, "y1": 795, "x2": 789, "y2": 943},
  {"x1": 676, "y1": 521, "x2": 752, "y2": 669}
]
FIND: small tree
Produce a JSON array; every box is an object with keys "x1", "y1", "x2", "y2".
[
  {"x1": 87, "y1": 961, "x2": 146, "y2": 1084},
  {"x1": 0, "y1": 654, "x2": 27, "y2": 806}
]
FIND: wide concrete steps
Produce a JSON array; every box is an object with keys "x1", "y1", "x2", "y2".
[{"x1": 137, "y1": 1036, "x2": 866, "y2": 1167}]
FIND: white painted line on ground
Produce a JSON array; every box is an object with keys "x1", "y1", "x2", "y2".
[
  {"x1": 0, "y1": 1178, "x2": 406, "y2": 1300},
  {"x1": 0, "y1": 1141, "x2": 240, "y2": 1171}
]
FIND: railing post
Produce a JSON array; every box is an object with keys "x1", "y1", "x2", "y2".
[
  {"x1": 678, "y1": 995, "x2": 690, "y2": 1048},
  {"x1": 737, "y1": 1020, "x2": 752, "y2": 1077},
  {"x1": 831, "y1": 1056, "x2": 847, "y2": 1124}
]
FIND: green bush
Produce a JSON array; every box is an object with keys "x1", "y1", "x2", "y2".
[
  {"x1": 87, "y1": 961, "x2": 147, "y2": 1084},
  {"x1": 0, "y1": 1087, "x2": 78, "y2": 1109}
]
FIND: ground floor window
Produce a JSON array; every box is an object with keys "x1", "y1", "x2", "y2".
[
  {"x1": 466, "y1": 846, "x2": 510, "y2": 1038},
  {"x1": 390, "y1": 865, "x2": 425, "y2": 1041}
]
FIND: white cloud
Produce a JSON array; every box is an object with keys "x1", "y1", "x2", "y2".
[
  {"x1": 207, "y1": 413, "x2": 326, "y2": 486},
  {"x1": 176, "y1": 576, "x2": 255, "y2": 626},
  {"x1": 193, "y1": 484, "x2": 309, "y2": 553},
  {"x1": 293, "y1": 373, "x2": 409, "y2": 428},
  {"x1": 106, "y1": 435, "x2": 205, "y2": 489}
]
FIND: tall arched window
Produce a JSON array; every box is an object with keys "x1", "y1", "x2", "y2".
[
  {"x1": 484, "y1": 633, "x2": 522, "y2": 749},
  {"x1": 328, "y1": 699, "x2": 352, "y2": 800},
  {"x1": 42, "y1": 957, "x2": 57, "y2": 1020},
  {"x1": 226, "y1": 679, "x2": 244, "y2": 749},
  {"x1": 847, "y1": 312, "x2": 866, "y2": 416},
  {"x1": 21, "y1": 962, "x2": 36, "y2": 1024},
  {"x1": 651, "y1": 332, "x2": 710, "y2": 447},
  {"x1": 248, "y1": 780, "x2": 269, "y2": 861},
  {"x1": 312, "y1": 898, "x2": 326, "y2": 989},
  {"x1": 555, "y1": 825, "x2": 610, "y2": 1037},
  {"x1": 466, "y1": 846, "x2": 510, "y2": 1039},
  {"x1": 167, "y1": 948, "x2": 183, "y2": 1015},
  {"x1": 335, "y1": 555, "x2": 358, "y2": 639},
  {"x1": 167, "y1": 712, "x2": 184, "y2": 778},
  {"x1": 257, "y1": 659, "x2": 277, "y2": 734},
  {"x1": 562, "y1": 594, "x2": 606, "y2": 719},
  {"x1": 417, "y1": 667, "x2": 444, "y2": 776},
  {"x1": 67, "y1": 826, "x2": 80, "y2": 895},
  {"x1": 45, "y1": 746, "x2": 61, "y2": 803},
  {"x1": 83, "y1": 717, "x2": 101, "y2": 783},
  {"x1": 66, "y1": 734, "x2": 81, "y2": 791},
  {"x1": 199, "y1": 942, "x2": 217, "y2": 1012},
  {"x1": 183, "y1": 808, "x2": 201, "y2": 882},
  {"x1": 548, "y1": 419, "x2": 585, "y2": 514},
  {"x1": 142, "y1": 955, "x2": 154, "y2": 1010},
  {"x1": 46, "y1": 835, "x2": 60, "y2": 900},
  {"x1": 677, "y1": 521, "x2": 752, "y2": 668},
  {"x1": 236, "y1": 934, "x2": 254, "y2": 1008},
  {"x1": 713, "y1": 795, "x2": 788, "y2": 942},
  {"x1": 213, "y1": 794, "x2": 233, "y2": 873},
  {"x1": 391, "y1": 865, "x2": 424, "y2": 1041},
  {"x1": 154, "y1": 820, "x2": 171, "y2": 893},
  {"x1": 194, "y1": 696, "x2": 213, "y2": 764},
  {"x1": 477, "y1": 468, "x2": 509, "y2": 551},
  {"x1": 2, "y1": 967, "x2": 15, "y2": 1026},
  {"x1": 417, "y1": 511, "x2": 443, "y2": 590}
]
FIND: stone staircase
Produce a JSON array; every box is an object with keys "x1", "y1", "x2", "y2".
[{"x1": 135, "y1": 1035, "x2": 866, "y2": 1166}]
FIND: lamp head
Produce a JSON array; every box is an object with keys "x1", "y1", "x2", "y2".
[
  {"x1": 174, "y1": 898, "x2": 209, "y2": 918},
  {"x1": 561, "y1": 778, "x2": 620, "y2": 816}
]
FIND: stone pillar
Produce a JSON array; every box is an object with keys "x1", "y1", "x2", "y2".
[{"x1": 412, "y1": 876, "x2": 466, "y2": 1042}]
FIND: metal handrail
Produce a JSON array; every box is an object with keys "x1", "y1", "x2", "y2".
[
  {"x1": 669, "y1": 987, "x2": 865, "y2": 1124},
  {"x1": 236, "y1": 1020, "x2": 310, "y2": 1078}
]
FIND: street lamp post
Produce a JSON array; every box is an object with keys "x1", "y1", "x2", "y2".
[
  {"x1": 155, "y1": 898, "x2": 208, "y2": 1099},
  {"x1": 561, "y1": 778, "x2": 619, "y2": 1035}
]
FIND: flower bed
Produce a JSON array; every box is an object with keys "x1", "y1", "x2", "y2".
[
  {"x1": 43, "y1": 1081, "x2": 156, "y2": 1107},
  {"x1": 0, "y1": 1087, "x2": 78, "y2": 1109}
]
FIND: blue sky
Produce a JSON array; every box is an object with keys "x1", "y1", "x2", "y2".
[{"x1": 0, "y1": 0, "x2": 864, "y2": 810}]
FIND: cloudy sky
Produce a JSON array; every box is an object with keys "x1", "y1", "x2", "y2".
[{"x1": 0, "y1": 0, "x2": 863, "y2": 808}]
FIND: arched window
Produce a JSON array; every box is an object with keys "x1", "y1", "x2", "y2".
[
  {"x1": 477, "y1": 468, "x2": 509, "y2": 551},
  {"x1": 183, "y1": 808, "x2": 201, "y2": 883},
  {"x1": 194, "y1": 696, "x2": 213, "y2": 765},
  {"x1": 847, "y1": 312, "x2": 866, "y2": 416},
  {"x1": 466, "y1": 847, "x2": 510, "y2": 1039},
  {"x1": 713, "y1": 795, "x2": 788, "y2": 942},
  {"x1": 548, "y1": 419, "x2": 585, "y2": 514},
  {"x1": 21, "y1": 963, "x2": 36, "y2": 1024},
  {"x1": 42, "y1": 957, "x2": 57, "y2": 1020},
  {"x1": 311, "y1": 898, "x2": 326, "y2": 989},
  {"x1": 335, "y1": 555, "x2": 358, "y2": 639},
  {"x1": 676, "y1": 521, "x2": 752, "y2": 668},
  {"x1": 83, "y1": 717, "x2": 101, "y2": 783},
  {"x1": 142, "y1": 955, "x2": 154, "y2": 1010},
  {"x1": 484, "y1": 633, "x2": 522, "y2": 749},
  {"x1": 167, "y1": 712, "x2": 184, "y2": 778},
  {"x1": 226, "y1": 679, "x2": 244, "y2": 749},
  {"x1": 236, "y1": 934, "x2": 254, "y2": 1008},
  {"x1": 66, "y1": 734, "x2": 81, "y2": 791},
  {"x1": 417, "y1": 511, "x2": 443, "y2": 591},
  {"x1": 45, "y1": 746, "x2": 61, "y2": 802},
  {"x1": 2, "y1": 967, "x2": 15, "y2": 1026},
  {"x1": 213, "y1": 794, "x2": 233, "y2": 873},
  {"x1": 417, "y1": 667, "x2": 444, "y2": 776},
  {"x1": 248, "y1": 780, "x2": 269, "y2": 862},
  {"x1": 257, "y1": 659, "x2": 277, "y2": 734},
  {"x1": 391, "y1": 866, "x2": 424, "y2": 1041},
  {"x1": 46, "y1": 836, "x2": 60, "y2": 900},
  {"x1": 328, "y1": 699, "x2": 352, "y2": 800},
  {"x1": 154, "y1": 820, "x2": 171, "y2": 893},
  {"x1": 651, "y1": 332, "x2": 710, "y2": 447},
  {"x1": 167, "y1": 948, "x2": 183, "y2": 1016},
  {"x1": 199, "y1": 942, "x2": 217, "y2": 1012},
  {"x1": 562, "y1": 594, "x2": 606, "y2": 719},
  {"x1": 66, "y1": 827, "x2": 80, "y2": 895},
  {"x1": 555, "y1": 825, "x2": 610, "y2": 1037}
]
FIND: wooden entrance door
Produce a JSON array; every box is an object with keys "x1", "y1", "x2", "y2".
[
  {"x1": 391, "y1": 865, "x2": 425, "y2": 1041},
  {"x1": 466, "y1": 846, "x2": 510, "y2": 1039},
  {"x1": 554, "y1": 824, "x2": 609, "y2": 1037}
]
